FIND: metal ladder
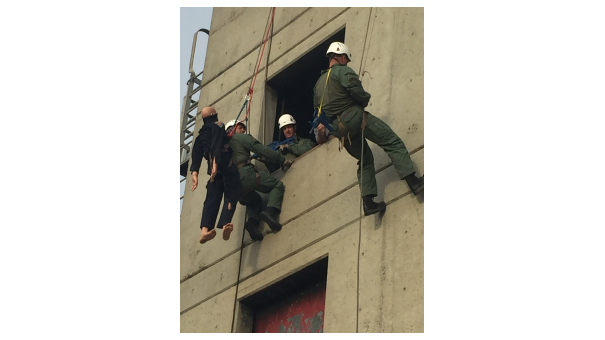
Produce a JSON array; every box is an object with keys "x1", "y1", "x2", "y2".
[{"x1": 180, "y1": 28, "x2": 210, "y2": 177}]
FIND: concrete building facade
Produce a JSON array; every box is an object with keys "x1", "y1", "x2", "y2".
[{"x1": 180, "y1": 7, "x2": 424, "y2": 333}]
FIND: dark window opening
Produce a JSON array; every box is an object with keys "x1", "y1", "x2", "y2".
[
  {"x1": 239, "y1": 256, "x2": 329, "y2": 333},
  {"x1": 267, "y1": 28, "x2": 346, "y2": 144}
]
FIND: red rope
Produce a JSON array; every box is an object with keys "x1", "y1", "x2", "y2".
[{"x1": 240, "y1": 7, "x2": 275, "y2": 125}]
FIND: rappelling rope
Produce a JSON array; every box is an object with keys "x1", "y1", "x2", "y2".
[
  {"x1": 227, "y1": 7, "x2": 276, "y2": 138},
  {"x1": 229, "y1": 7, "x2": 276, "y2": 333},
  {"x1": 242, "y1": 7, "x2": 276, "y2": 128},
  {"x1": 261, "y1": 8, "x2": 274, "y2": 143},
  {"x1": 355, "y1": 7, "x2": 374, "y2": 334}
]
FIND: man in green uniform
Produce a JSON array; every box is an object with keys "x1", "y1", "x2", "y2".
[
  {"x1": 277, "y1": 114, "x2": 316, "y2": 159},
  {"x1": 313, "y1": 42, "x2": 424, "y2": 216},
  {"x1": 260, "y1": 114, "x2": 318, "y2": 173},
  {"x1": 225, "y1": 119, "x2": 287, "y2": 241}
]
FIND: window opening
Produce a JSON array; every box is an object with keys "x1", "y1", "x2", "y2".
[
  {"x1": 266, "y1": 28, "x2": 346, "y2": 144},
  {"x1": 238, "y1": 256, "x2": 329, "y2": 333}
]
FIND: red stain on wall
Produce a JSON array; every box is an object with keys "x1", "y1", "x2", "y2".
[{"x1": 253, "y1": 281, "x2": 326, "y2": 333}]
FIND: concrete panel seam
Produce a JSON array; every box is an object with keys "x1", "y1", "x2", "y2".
[
  {"x1": 181, "y1": 166, "x2": 360, "y2": 284},
  {"x1": 260, "y1": 8, "x2": 350, "y2": 83},
  {"x1": 201, "y1": 7, "x2": 314, "y2": 88},
  {"x1": 180, "y1": 215, "x2": 356, "y2": 288},
  {"x1": 235, "y1": 220, "x2": 358, "y2": 291},
  {"x1": 281, "y1": 145, "x2": 424, "y2": 226},
  {"x1": 237, "y1": 252, "x2": 330, "y2": 301},
  {"x1": 180, "y1": 283, "x2": 235, "y2": 316},
  {"x1": 180, "y1": 145, "x2": 423, "y2": 284},
  {"x1": 181, "y1": 248, "x2": 241, "y2": 283},
  {"x1": 181, "y1": 186, "x2": 420, "y2": 314},
  {"x1": 181, "y1": 222, "x2": 357, "y2": 315},
  {"x1": 282, "y1": 182, "x2": 358, "y2": 225},
  {"x1": 385, "y1": 189, "x2": 413, "y2": 206},
  {"x1": 200, "y1": 8, "x2": 351, "y2": 108}
]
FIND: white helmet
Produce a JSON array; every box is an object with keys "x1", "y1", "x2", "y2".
[
  {"x1": 326, "y1": 42, "x2": 351, "y2": 61},
  {"x1": 225, "y1": 119, "x2": 244, "y2": 132},
  {"x1": 278, "y1": 114, "x2": 297, "y2": 129}
]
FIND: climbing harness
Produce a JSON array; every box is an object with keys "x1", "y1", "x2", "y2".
[
  {"x1": 309, "y1": 108, "x2": 334, "y2": 134},
  {"x1": 314, "y1": 67, "x2": 354, "y2": 152},
  {"x1": 311, "y1": 69, "x2": 335, "y2": 131},
  {"x1": 309, "y1": 68, "x2": 335, "y2": 135}
]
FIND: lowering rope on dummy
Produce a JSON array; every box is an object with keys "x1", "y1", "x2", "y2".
[
  {"x1": 229, "y1": 7, "x2": 277, "y2": 333},
  {"x1": 227, "y1": 7, "x2": 276, "y2": 138}
]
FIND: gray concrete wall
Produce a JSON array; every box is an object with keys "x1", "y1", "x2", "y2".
[{"x1": 180, "y1": 7, "x2": 424, "y2": 333}]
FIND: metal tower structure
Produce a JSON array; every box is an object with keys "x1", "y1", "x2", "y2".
[{"x1": 180, "y1": 28, "x2": 209, "y2": 177}]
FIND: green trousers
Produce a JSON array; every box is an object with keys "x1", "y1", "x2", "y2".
[
  {"x1": 238, "y1": 164, "x2": 285, "y2": 221},
  {"x1": 334, "y1": 112, "x2": 416, "y2": 197}
]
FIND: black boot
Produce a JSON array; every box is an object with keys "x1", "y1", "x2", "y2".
[
  {"x1": 260, "y1": 207, "x2": 282, "y2": 232},
  {"x1": 362, "y1": 196, "x2": 386, "y2": 216},
  {"x1": 244, "y1": 218, "x2": 263, "y2": 242},
  {"x1": 404, "y1": 173, "x2": 424, "y2": 195}
]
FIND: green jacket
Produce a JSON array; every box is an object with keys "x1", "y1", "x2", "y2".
[
  {"x1": 229, "y1": 133, "x2": 285, "y2": 166},
  {"x1": 259, "y1": 135, "x2": 315, "y2": 173},
  {"x1": 313, "y1": 64, "x2": 371, "y2": 120},
  {"x1": 286, "y1": 135, "x2": 315, "y2": 159}
]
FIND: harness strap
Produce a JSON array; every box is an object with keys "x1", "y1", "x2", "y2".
[{"x1": 317, "y1": 68, "x2": 332, "y2": 117}]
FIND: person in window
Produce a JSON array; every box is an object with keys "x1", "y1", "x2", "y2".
[
  {"x1": 312, "y1": 42, "x2": 424, "y2": 216},
  {"x1": 190, "y1": 107, "x2": 241, "y2": 244},
  {"x1": 260, "y1": 114, "x2": 321, "y2": 173},
  {"x1": 226, "y1": 120, "x2": 288, "y2": 242},
  {"x1": 276, "y1": 113, "x2": 316, "y2": 156}
]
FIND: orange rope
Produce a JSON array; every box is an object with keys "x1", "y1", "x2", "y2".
[{"x1": 240, "y1": 7, "x2": 276, "y2": 125}]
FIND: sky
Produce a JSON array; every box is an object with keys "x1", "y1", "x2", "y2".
[{"x1": 180, "y1": 7, "x2": 213, "y2": 211}]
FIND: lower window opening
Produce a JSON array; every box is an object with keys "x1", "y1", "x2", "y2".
[{"x1": 239, "y1": 256, "x2": 328, "y2": 333}]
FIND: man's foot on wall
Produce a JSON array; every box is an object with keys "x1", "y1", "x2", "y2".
[
  {"x1": 260, "y1": 207, "x2": 282, "y2": 232},
  {"x1": 404, "y1": 174, "x2": 424, "y2": 195},
  {"x1": 362, "y1": 196, "x2": 387, "y2": 216},
  {"x1": 244, "y1": 218, "x2": 264, "y2": 241}
]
